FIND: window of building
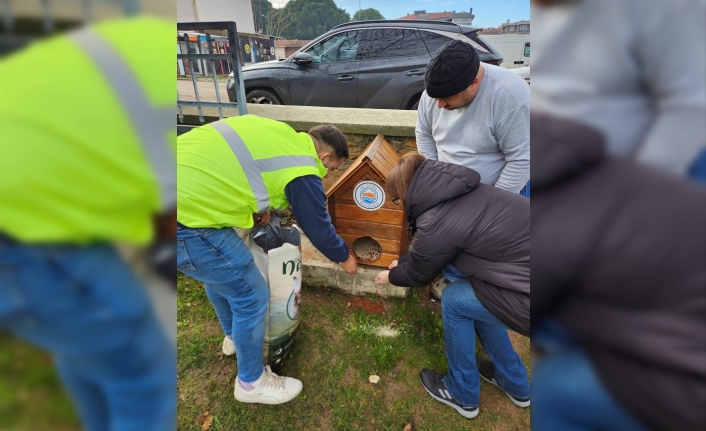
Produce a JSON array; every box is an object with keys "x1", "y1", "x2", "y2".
[
  {"x1": 519, "y1": 24, "x2": 529, "y2": 33},
  {"x1": 508, "y1": 25, "x2": 517, "y2": 32},
  {"x1": 524, "y1": 42, "x2": 530, "y2": 57}
]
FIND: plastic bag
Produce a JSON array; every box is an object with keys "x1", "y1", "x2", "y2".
[{"x1": 242, "y1": 215, "x2": 302, "y2": 370}]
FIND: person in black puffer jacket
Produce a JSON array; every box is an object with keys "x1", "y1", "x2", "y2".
[
  {"x1": 374, "y1": 153, "x2": 530, "y2": 419},
  {"x1": 531, "y1": 113, "x2": 705, "y2": 431}
]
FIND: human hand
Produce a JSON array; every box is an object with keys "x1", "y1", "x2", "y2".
[
  {"x1": 388, "y1": 260, "x2": 398, "y2": 270},
  {"x1": 253, "y1": 210, "x2": 270, "y2": 227},
  {"x1": 339, "y1": 255, "x2": 358, "y2": 275},
  {"x1": 375, "y1": 270, "x2": 390, "y2": 285}
]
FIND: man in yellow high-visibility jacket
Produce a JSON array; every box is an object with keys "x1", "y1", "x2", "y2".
[
  {"x1": 0, "y1": 17, "x2": 175, "y2": 431},
  {"x1": 177, "y1": 115, "x2": 357, "y2": 405}
]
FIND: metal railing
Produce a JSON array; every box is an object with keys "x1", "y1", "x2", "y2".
[{"x1": 177, "y1": 21, "x2": 247, "y2": 136}]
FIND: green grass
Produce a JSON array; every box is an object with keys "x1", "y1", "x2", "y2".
[
  {"x1": 178, "y1": 275, "x2": 530, "y2": 431},
  {"x1": 0, "y1": 334, "x2": 80, "y2": 431}
]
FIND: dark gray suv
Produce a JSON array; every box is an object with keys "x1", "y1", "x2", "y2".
[{"x1": 226, "y1": 20, "x2": 502, "y2": 110}]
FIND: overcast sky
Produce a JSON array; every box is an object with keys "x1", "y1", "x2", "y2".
[{"x1": 270, "y1": 0, "x2": 530, "y2": 29}]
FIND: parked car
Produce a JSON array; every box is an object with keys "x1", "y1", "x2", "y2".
[
  {"x1": 510, "y1": 65, "x2": 530, "y2": 84},
  {"x1": 227, "y1": 20, "x2": 503, "y2": 110}
]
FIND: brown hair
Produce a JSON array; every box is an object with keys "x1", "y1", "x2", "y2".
[{"x1": 386, "y1": 153, "x2": 426, "y2": 203}]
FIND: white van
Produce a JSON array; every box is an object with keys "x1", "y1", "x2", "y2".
[{"x1": 477, "y1": 34, "x2": 530, "y2": 69}]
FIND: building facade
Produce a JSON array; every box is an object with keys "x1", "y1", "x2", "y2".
[
  {"x1": 177, "y1": 0, "x2": 256, "y2": 34},
  {"x1": 501, "y1": 20, "x2": 530, "y2": 34}
]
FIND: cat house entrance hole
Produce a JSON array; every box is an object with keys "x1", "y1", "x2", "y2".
[{"x1": 352, "y1": 236, "x2": 382, "y2": 262}]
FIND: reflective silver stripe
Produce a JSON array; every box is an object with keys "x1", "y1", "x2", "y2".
[
  {"x1": 70, "y1": 28, "x2": 176, "y2": 210},
  {"x1": 210, "y1": 121, "x2": 270, "y2": 212},
  {"x1": 258, "y1": 155, "x2": 319, "y2": 172},
  {"x1": 210, "y1": 121, "x2": 318, "y2": 213}
]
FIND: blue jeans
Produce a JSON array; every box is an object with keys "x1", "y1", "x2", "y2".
[
  {"x1": 441, "y1": 280, "x2": 530, "y2": 407},
  {"x1": 176, "y1": 225, "x2": 269, "y2": 382},
  {"x1": 519, "y1": 180, "x2": 531, "y2": 198},
  {"x1": 532, "y1": 318, "x2": 649, "y2": 431},
  {"x1": 687, "y1": 148, "x2": 706, "y2": 184},
  {"x1": 0, "y1": 237, "x2": 176, "y2": 431}
]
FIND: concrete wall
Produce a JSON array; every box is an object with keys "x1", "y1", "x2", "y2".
[
  {"x1": 177, "y1": 0, "x2": 256, "y2": 34},
  {"x1": 179, "y1": 105, "x2": 419, "y2": 183}
]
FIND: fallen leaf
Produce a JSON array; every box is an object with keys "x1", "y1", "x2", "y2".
[
  {"x1": 403, "y1": 424, "x2": 413, "y2": 431},
  {"x1": 201, "y1": 412, "x2": 213, "y2": 431}
]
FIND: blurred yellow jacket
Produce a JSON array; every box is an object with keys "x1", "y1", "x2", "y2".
[
  {"x1": 0, "y1": 17, "x2": 175, "y2": 244},
  {"x1": 177, "y1": 115, "x2": 327, "y2": 229}
]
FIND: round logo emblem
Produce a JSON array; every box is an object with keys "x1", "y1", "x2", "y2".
[
  {"x1": 270, "y1": 47, "x2": 275, "y2": 55},
  {"x1": 353, "y1": 181, "x2": 385, "y2": 211}
]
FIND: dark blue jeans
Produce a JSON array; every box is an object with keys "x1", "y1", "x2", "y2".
[
  {"x1": 519, "y1": 180, "x2": 531, "y2": 198},
  {"x1": 440, "y1": 276, "x2": 530, "y2": 407},
  {"x1": 0, "y1": 237, "x2": 176, "y2": 431},
  {"x1": 176, "y1": 225, "x2": 269, "y2": 383}
]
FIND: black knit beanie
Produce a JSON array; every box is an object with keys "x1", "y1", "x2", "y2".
[{"x1": 424, "y1": 40, "x2": 480, "y2": 99}]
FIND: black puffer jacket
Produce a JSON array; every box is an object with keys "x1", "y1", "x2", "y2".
[
  {"x1": 388, "y1": 159, "x2": 530, "y2": 336},
  {"x1": 532, "y1": 113, "x2": 706, "y2": 431}
]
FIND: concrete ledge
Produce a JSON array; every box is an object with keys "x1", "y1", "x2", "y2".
[
  {"x1": 180, "y1": 104, "x2": 417, "y2": 136},
  {"x1": 301, "y1": 235, "x2": 409, "y2": 298}
]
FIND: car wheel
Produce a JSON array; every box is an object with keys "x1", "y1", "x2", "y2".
[
  {"x1": 246, "y1": 89, "x2": 282, "y2": 105},
  {"x1": 411, "y1": 100, "x2": 419, "y2": 110}
]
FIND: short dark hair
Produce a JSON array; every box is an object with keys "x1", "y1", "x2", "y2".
[{"x1": 308, "y1": 125, "x2": 349, "y2": 160}]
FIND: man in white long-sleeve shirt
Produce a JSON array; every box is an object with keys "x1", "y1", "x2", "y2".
[{"x1": 416, "y1": 40, "x2": 530, "y2": 194}]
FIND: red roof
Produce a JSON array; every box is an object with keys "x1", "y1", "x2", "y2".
[
  {"x1": 398, "y1": 12, "x2": 455, "y2": 20},
  {"x1": 274, "y1": 40, "x2": 311, "y2": 48}
]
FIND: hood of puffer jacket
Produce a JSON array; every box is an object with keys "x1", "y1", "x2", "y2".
[
  {"x1": 531, "y1": 112, "x2": 607, "y2": 190},
  {"x1": 405, "y1": 159, "x2": 480, "y2": 221}
]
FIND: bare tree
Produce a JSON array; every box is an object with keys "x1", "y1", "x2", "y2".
[{"x1": 266, "y1": 1, "x2": 295, "y2": 39}]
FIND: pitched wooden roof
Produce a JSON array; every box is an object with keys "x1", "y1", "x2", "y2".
[{"x1": 326, "y1": 134, "x2": 401, "y2": 197}]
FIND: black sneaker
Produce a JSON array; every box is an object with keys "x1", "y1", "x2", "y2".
[
  {"x1": 419, "y1": 369, "x2": 479, "y2": 419},
  {"x1": 477, "y1": 358, "x2": 530, "y2": 408}
]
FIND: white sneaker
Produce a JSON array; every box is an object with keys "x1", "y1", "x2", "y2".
[
  {"x1": 222, "y1": 336, "x2": 235, "y2": 356},
  {"x1": 234, "y1": 366, "x2": 303, "y2": 405}
]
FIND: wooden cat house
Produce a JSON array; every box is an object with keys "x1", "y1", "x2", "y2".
[{"x1": 326, "y1": 134, "x2": 409, "y2": 268}]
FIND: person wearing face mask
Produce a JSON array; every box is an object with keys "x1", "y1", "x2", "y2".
[{"x1": 177, "y1": 115, "x2": 357, "y2": 405}]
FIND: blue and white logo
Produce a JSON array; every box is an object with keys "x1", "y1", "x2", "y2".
[{"x1": 353, "y1": 181, "x2": 385, "y2": 211}]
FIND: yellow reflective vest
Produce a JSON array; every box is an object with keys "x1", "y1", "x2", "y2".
[
  {"x1": 0, "y1": 17, "x2": 175, "y2": 244},
  {"x1": 177, "y1": 115, "x2": 327, "y2": 229}
]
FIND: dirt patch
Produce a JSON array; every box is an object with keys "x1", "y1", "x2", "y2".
[
  {"x1": 342, "y1": 366, "x2": 357, "y2": 386},
  {"x1": 319, "y1": 406, "x2": 333, "y2": 430},
  {"x1": 383, "y1": 361, "x2": 413, "y2": 407}
]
